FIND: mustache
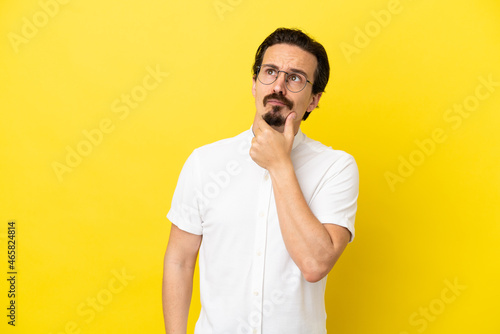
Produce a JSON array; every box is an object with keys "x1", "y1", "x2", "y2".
[{"x1": 263, "y1": 93, "x2": 293, "y2": 110}]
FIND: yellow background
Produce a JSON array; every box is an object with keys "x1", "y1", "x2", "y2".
[{"x1": 1, "y1": 0, "x2": 499, "y2": 333}]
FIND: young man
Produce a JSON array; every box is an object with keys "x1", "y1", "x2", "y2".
[{"x1": 163, "y1": 28, "x2": 359, "y2": 334}]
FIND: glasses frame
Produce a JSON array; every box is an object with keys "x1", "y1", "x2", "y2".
[{"x1": 256, "y1": 65, "x2": 313, "y2": 93}]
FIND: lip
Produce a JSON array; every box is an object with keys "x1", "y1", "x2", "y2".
[{"x1": 267, "y1": 99, "x2": 286, "y2": 106}]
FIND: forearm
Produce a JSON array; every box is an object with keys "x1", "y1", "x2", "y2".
[
  {"x1": 162, "y1": 262, "x2": 194, "y2": 334},
  {"x1": 269, "y1": 160, "x2": 336, "y2": 282}
]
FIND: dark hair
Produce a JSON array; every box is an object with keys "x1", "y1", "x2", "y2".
[{"x1": 252, "y1": 28, "x2": 330, "y2": 120}]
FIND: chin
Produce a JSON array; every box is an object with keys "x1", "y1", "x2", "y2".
[{"x1": 262, "y1": 111, "x2": 286, "y2": 128}]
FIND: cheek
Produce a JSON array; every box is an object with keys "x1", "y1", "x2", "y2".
[
  {"x1": 254, "y1": 89, "x2": 265, "y2": 109},
  {"x1": 300, "y1": 96, "x2": 314, "y2": 110},
  {"x1": 294, "y1": 98, "x2": 308, "y2": 111},
  {"x1": 255, "y1": 87, "x2": 268, "y2": 104}
]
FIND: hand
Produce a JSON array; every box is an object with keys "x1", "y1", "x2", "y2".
[{"x1": 250, "y1": 112, "x2": 297, "y2": 172}]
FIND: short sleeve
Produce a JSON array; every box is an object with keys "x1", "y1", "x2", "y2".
[
  {"x1": 310, "y1": 154, "x2": 359, "y2": 242},
  {"x1": 166, "y1": 150, "x2": 204, "y2": 235}
]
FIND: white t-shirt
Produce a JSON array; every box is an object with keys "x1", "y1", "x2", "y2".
[{"x1": 167, "y1": 128, "x2": 359, "y2": 334}]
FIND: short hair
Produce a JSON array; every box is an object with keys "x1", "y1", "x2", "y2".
[{"x1": 252, "y1": 28, "x2": 330, "y2": 120}]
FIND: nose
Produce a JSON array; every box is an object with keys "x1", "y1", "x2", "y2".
[{"x1": 272, "y1": 71, "x2": 287, "y2": 95}]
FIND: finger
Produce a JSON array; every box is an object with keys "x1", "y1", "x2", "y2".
[
  {"x1": 284, "y1": 112, "x2": 296, "y2": 139},
  {"x1": 256, "y1": 114, "x2": 272, "y2": 130},
  {"x1": 253, "y1": 126, "x2": 262, "y2": 138}
]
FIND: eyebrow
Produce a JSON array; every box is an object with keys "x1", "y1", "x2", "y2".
[{"x1": 262, "y1": 63, "x2": 309, "y2": 79}]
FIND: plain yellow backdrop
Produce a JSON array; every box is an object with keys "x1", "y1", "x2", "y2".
[{"x1": 1, "y1": 0, "x2": 499, "y2": 333}]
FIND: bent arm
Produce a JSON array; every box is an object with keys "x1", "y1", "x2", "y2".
[
  {"x1": 270, "y1": 161, "x2": 351, "y2": 283},
  {"x1": 163, "y1": 224, "x2": 202, "y2": 334},
  {"x1": 250, "y1": 115, "x2": 354, "y2": 283}
]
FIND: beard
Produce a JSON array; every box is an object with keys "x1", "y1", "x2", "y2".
[
  {"x1": 262, "y1": 93, "x2": 294, "y2": 127},
  {"x1": 263, "y1": 105, "x2": 287, "y2": 127}
]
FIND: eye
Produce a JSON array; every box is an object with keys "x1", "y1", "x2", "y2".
[
  {"x1": 288, "y1": 73, "x2": 303, "y2": 82},
  {"x1": 265, "y1": 68, "x2": 276, "y2": 76}
]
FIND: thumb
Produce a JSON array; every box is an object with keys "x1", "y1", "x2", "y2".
[{"x1": 284, "y1": 112, "x2": 297, "y2": 139}]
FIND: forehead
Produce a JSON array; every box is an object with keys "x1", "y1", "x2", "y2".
[{"x1": 262, "y1": 43, "x2": 317, "y2": 77}]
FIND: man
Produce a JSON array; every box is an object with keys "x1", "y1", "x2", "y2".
[{"x1": 163, "y1": 28, "x2": 359, "y2": 334}]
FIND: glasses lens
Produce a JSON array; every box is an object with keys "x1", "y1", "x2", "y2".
[
  {"x1": 286, "y1": 73, "x2": 307, "y2": 92},
  {"x1": 257, "y1": 65, "x2": 308, "y2": 92},
  {"x1": 258, "y1": 66, "x2": 277, "y2": 85}
]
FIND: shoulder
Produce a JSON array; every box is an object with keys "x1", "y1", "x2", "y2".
[
  {"x1": 195, "y1": 129, "x2": 250, "y2": 153},
  {"x1": 298, "y1": 133, "x2": 357, "y2": 170},
  {"x1": 187, "y1": 129, "x2": 251, "y2": 169}
]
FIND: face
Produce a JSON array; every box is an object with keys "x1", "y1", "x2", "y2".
[{"x1": 252, "y1": 43, "x2": 322, "y2": 134}]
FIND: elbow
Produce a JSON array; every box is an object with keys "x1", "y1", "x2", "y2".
[
  {"x1": 301, "y1": 260, "x2": 332, "y2": 283},
  {"x1": 303, "y1": 272, "x2": 325, "y2": 283},
  {"x1": 302, "y1": 268, "x2": 329, "y2": 283}
]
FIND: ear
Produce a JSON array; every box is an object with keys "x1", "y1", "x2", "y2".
[
  {"x1": 307, "y1": 92, "x2": 323, "y2": 112},
  {"x1": 252, "y1": 76, "x2": 256, "y2": 98}
]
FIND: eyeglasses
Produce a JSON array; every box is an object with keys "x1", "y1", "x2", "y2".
[{"x1": 256, "y1": 65, "x2": 313, "y2": 93}]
